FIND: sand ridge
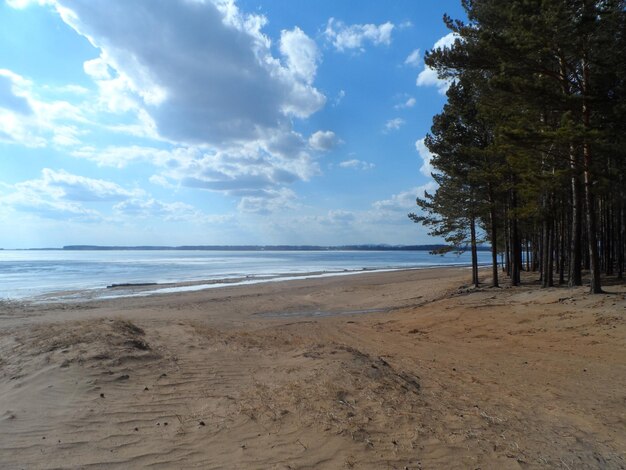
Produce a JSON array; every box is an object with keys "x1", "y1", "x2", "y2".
[{"x1": 0, "y1": 267, "x2": 624, "y2": 469}]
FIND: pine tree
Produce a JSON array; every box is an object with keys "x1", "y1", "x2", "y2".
[{"x1": 413, "y1": 0, "x2": 626, "y2": 292}]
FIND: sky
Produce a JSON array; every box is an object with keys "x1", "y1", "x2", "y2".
[{"x1": 0, "y1": 0, "x2": 465, "y2": 248}]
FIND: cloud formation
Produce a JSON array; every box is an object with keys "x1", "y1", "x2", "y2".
[
  {"x1": 0, "y1": 72, "x2": 33, "y2": 115},
  {"x1": 371, "y1": 183, "x2": 437, "y2": 220},
  {"x1": 7, "y1": 0, "x2": 333, "y2": 213},
  {"x1": 415, "y1": 138, "x2": 435, "y2": 178},
  {"x1": 384, "y1": 118, "x2": 405, "y2": 133},
  {"x1": 280, "y1": 26, "x2": 320, "y2": 83},
  {"x1": 394, "y1": 96, "x2": 416, "y2": 109},
  {"x1": 113, "y1": 198, "x2": 200, "y2": 221},
  {"x1": 416, "y1": 33, "x2": 459, "y2": 94},
  {"x1": 54, "y1": 0, "x2": 325, "y2": 145},
  {"x1": 0, "y1": 168, "x2": 226, "y2": 223},
  {"x1": 237, "y1": 187, "x2": 298, "y2": 215},
  {"x1": 308, "y1": 130, "x2": 340, "y2": 151},
  {"x1": 0, "y1": 69, "x2": 85, "y2": 148},
  {"x1": 332, "y1": 89, "x2": 346, "y2": 107},
  {"x1": 324, "y1": 18, "x2": 394, "y2": 52},
  {"x1": 1, "y1": 168, "x2": 139, "y2": 220},
  {"x1": 71, "y1": 138, "x2": 318, "y2": 214},
  {"x1": 404, "y1": 48, "x2": 421, "y2": 67},
  {"x1": 339, "y1": 159, "x2": 375, "y2": 170}
]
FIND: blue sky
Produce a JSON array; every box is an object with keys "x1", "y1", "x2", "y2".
[{"x1": 0, "y1": 0, "x2": 464, "y2": 248}]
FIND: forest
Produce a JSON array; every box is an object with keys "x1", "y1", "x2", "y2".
[{"x1": 410, "y1": 0, "x2": 626, "y2": 293}]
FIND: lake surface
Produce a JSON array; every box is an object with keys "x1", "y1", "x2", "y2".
[{"x1": 0, "y1": 250, "x2": 491, "y2": 300}]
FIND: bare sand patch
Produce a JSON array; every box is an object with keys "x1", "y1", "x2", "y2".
[{"x1": 0, "y1": 268, "x2": 624, "y2": 469}]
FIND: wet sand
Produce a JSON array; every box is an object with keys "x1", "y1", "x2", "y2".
[{"x1": 0, "y1": 267, "x2": 624, "y2": 469}]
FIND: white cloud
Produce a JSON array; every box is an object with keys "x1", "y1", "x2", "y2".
[
  {"x1": 5, "y1": 0, "x2": 50, "y2": 8},
  {"x1": 415, "y1": 138, "x2": 436, "y2": 178},
  {"x1": 166, "y1": 143, "x2": 317, "y2": 197},
  {"x1": 51, "y1": 125, "x2": 85, "y2": 146},
  {"x1": 0, "y1": 70, "x2": 44, "y2": 147},
  {"x1": 433, "y1": 32, "x2": 459, "y2": 50},
  {"x1": 325, "y1": 209, "x2": 355, "y2": 224},
  {"x1": 0, "y1": 168, "x2": 141, "y2": 220},
  {"x1": 371, "y1": 182, "x2": 437, "y2": 214},
  {"x1": 83, "y1": 56, "x2": 111, "y2": 81},
  {"x1": 333, "y1": 89, "x2": 346, "y2": 107},
  {"x1": 70, "y1": 139, "x2": 319, "y2": 213},
  {"x1": 394, "y1": 97, "x2": 416, "y2": 109},
  {"x1": 9, "y1": 0, "x2": 331, "y2": 214},
  {"x1": 149, "y1": 174, "x2": 176, "y2": 188},
  {"x1": 288, "y1": 183, "x2": 439, "y2": 242},
  {"x1": 416, "y1": 33, "x2": 459, "y2": 95},
  {"x1": 21, "y1": 168, "x2": 142, "y2": 202},
  {"x1": 308, "y1": 130, "x2": 340, "y2": 151},
  {"x1": 0, "y1": 71, "x2": 33, "y2": 115},
  {"x1": 384, "y1": 118, "x2": 405, "y2": 133},
  {"x1": 280, "y1": 27, "x2": 320, "y2": 84},
  {"x1": 71, "y1": 145, "x2": 182, "y2": 168},
  {"x1": 50, "y1": 0, "x2": 325, "y2": 145},
  {"x1": 113, "y1": 198, "x2": 199, "y2": 221},
  {"x1": 324, "y1": 18, "x2": 394, "y2": 52},
  {"x1": 339, "y1": 159, "x2": 375, "y2": 170},
  {"x1": 43, "y1": 83, "x2": 90, "y2": 95},
  {"x1": 0, "y1": 68, "x2": 88, "y2": 147},
  {"x1": 416, "y1": 67, "x2": 447, "y2": 94},
  {"x1": 404, "y1": 48, "x2": 421, "y2": 67},
  {"x1": 1, "y1": 168, "x2": 227, "y2": 225},
  {"x1": 237, "y1": 187, "x2": 298, "y2": 214}
]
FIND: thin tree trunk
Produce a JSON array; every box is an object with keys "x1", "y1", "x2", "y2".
[
  {"x1": 488, "y1": 186, "x2": 499, "y2": 287},
  {"x1": 617, "y1": 174, "x2": 626, "y2": 281},
  {"x1": 470, "y1": 216, "x2": 479, "y2": 288},
  {"x1": 510, "y1": 190, "x2": 521, "y2": 286},
  {"x1": 560, "y1": 51, "x2": 582, "y2": 287},
  {"x1": 541, "y1": 217, "x2": 554, "y2": 288},
  {"x1": 569, "y1": 166, "x2": 583, "y2": 286},
  {"x1": 504, "y1": 212, "x2": 511, "y2": 275},
  {"x1": 617, "y1": 189, "x2": 626, "y2": 281},
  {"x1": 605, "y1": 200, "x2": 613, "y2": 275},
  {"x1": 532, "y1": 233, "x2": 540, "y2": 272},
  {"x1": 581, "y1": 57, "x2": 602, "y2": 293},
  {"x1": 559, "y1": 215, "x2": 566, "y2": 285}
]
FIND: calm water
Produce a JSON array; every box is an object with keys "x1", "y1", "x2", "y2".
[{"x1": 0, "y1": 250, "x2": 491, "y2": 300}]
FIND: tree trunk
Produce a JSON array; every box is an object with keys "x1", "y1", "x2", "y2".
[
  {"x1": 617, "y1": 174, "x2": 626, "y2": 281},
  {"x1": 532, "y1": 233, "x2": 540, "y2": 272},
  {"x1": 541, "y1": 217, "x2": 554, "y2": 288},
  {"x1": 581, "y1": 57, "x2": 602, "y2": 293},
  {"x1": 560, "y1": 51, "x2": 582, "y2": 287},
  {"x1": 559, "y1": 215, "x2": 566, "y2": 285},
  {"x1": 510, "y1": 190, "x2": 521, "y2": 286},
  {"x1": 470, "y1": 216, "x2": 479, "y2": 288},
  {"x1": 504, "y1": 212, "x2": 511, "y2": 275},
  {"x1": 618, "y1": 189, "x2": 625, "y2": 280},
  {"x1": 569, "y1": 167, "x2": 583, "y2": 286},
  {"x1": 605, "y1": 200, "x2": 613, "y2": 275},
  {"x1": 488, "y1": 186, "x2": 499, "y2": 287}
]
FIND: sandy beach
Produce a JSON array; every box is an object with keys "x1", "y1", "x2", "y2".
[{"x1": 0, "y1": 267, "x2": 624, "y2": 469}]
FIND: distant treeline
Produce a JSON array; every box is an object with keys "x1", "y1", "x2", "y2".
[
  {"x1": 61, "y1": 244, "x2": 491, "y2": 252},
  {"x1": 410, "y1": 0, "x2": 626, "y2": 293}
]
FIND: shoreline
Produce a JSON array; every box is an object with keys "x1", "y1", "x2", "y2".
[
  {"x1": 0, "y1": 248, "x2": 494, "y2": 302},
  {"x1": 1, "y1": 267, "x2": 624, "y2": 468},
  {"x1": 0, "y1": 266, "x2": 474, "y2": 328},
  {"x1": 17, "y1": 264, "x2": 488, "y2": 304}
]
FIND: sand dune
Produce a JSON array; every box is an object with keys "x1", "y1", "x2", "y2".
[{"x1": 0, "y1": 268, "x2": 624, "y2": 469}]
